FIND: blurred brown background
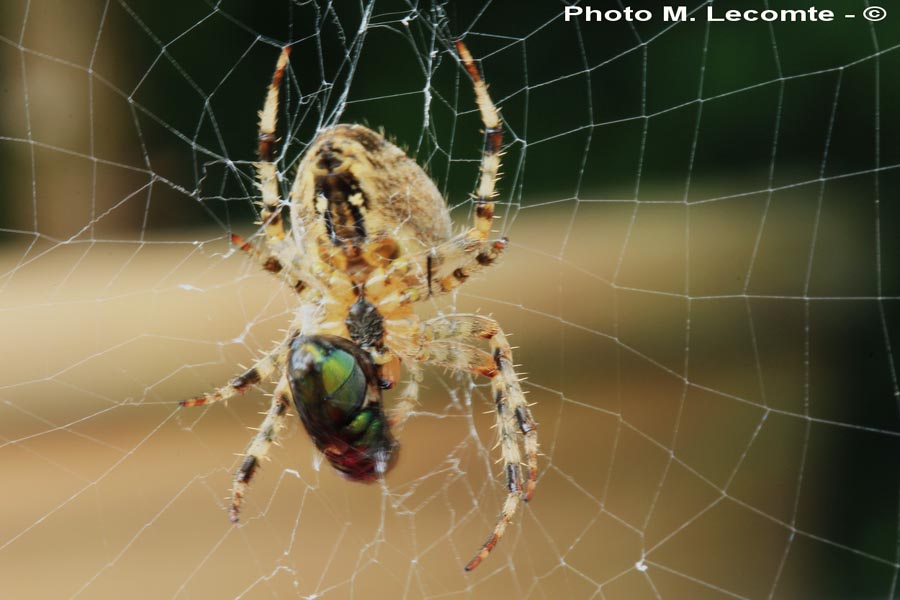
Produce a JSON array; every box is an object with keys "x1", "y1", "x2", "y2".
[{"x1": 1, "y1": 0, "x2": 899, "y2": 599}]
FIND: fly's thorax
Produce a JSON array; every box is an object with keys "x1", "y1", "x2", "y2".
[{"x1": 288, "y1": 335, "x2": 375, "y2": 423}]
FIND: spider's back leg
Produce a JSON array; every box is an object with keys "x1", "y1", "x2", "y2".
[
  {"x1": 230, "y1": 375, "x2": 293, "y2": 522},
  {"x1": 417, "y1": 314, "x2": 538, "y2": 571}
]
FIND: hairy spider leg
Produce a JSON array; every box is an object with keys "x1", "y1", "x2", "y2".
[
  {"x1": 256, "y1": 46, "x2": 291, "y2": 242},
  {"x1": 230, "y1": 233, "x2": 307, "y2": 295},
  {"x1": 396, "y1": 236, "x2": 507, "y2": 299},
  {"x1": 417, "y1": 314, "x2": 537, "y2": 571},
  {"x1": 420, "y1": 314, "x2": 537, "y2": 498},
  {"x1": 230, "y1": 375, "x2": 293, "y2": 522},
  {"x1": 455, "y1": 40, "x2": 503, "y2": 243},
  {"x1": 416, "y1": 340, "x2": 498, "y2": 376},
  {"x1": 372, "y1": 42, "x2": 507, "y2": 299},
  {"x1": 180, "y1": 342, "x2": 288, "y2": 408},
  {"x1": 386, "y1": 363, "x2": 422, "y2": 429},
  {"x1": 428, "y1": 237, "x2": 507, "y2": 296}
]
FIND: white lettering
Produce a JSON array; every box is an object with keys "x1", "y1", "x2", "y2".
[
  {"x1": 564, "y1": 6, "x2": 583, "y2": 21},
  {"x1": 663, "y1": 6, "x2": 688, "y2": 21},
  {"x1": 585, "y1": 6, "x2": 604, "y2": 21},
  {"x1": 708, "y1": 6, "x2": 837, "y2": 22},
  {"x1": 568, "y1": 5, "x2": 836, "y2": 24},
  {"x1": 603, "y1": 9, "x2": 622, "y2": 22},
  {"x1": 564, "y1": 5, "x2": 654, "y2": 22}
]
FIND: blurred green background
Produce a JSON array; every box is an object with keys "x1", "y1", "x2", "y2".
[{"x1": 1, "y1": 0, "x2": 899, "y2": 598}]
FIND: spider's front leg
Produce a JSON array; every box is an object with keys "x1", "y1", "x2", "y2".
[
  {"x1": 456, "y1": 40, "x2": 503, "y2": 244},
  {"x1": 417, "y1": 314, "x2": 538, "y2": 571},
  {"x1": 230, "y1": 233, "x2": 308, "y2": 295},
  {"x1": 256, "y1": 46, "x2": 290, "y2": 242},
  {"x1": 422, "y1": 235, "x2": 508, "y2": 298},
  {"x1": 378, "y1": 41, "x2": 506, "y2": 300},
  {"x1": 367, "y1": 235, "x2": 508, "y2": 304}
]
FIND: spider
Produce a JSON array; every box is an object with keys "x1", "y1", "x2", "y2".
[{"x1": 180, "y1": 41, "x2": 537, "y2": 572}]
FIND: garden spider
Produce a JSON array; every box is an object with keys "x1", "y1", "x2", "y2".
[{"x1": 180, "y1": 41, "x2": 537, "y2": 571}]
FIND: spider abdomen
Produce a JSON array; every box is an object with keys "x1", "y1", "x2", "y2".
[
  {"x1": 288, "y1": 334, "x2": 396, "y2": 480},
  {"x1": 292, "y1": 124, "x2": 452, "y2": 255}
]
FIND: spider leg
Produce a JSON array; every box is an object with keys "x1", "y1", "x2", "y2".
[
  {"x1": 180, "y1": 340, "x2": 288, "y2": 407},
  {"x1": 364, "y1": 42, "x2": 505, "y2": 302},
  {"x1": 412, "y1": 236, "x2": 507, "y2": 298},
  {"x1": 387, "y1": 364, "x2": 422, "y2": 429},
  {"x1": 231, "y1": 233, "x2": 307, "y2": 295},
  {"x1": 428, "y1": 238, "x2": 506, "y2": 297},
  {"x1": 256, "y1": 47, "x2": 291, "y2": 242},
  {"x1": 418, "y1": 315, "x2": 537, "y2": 571},
  {"x1": 366, "y1": 236, "x2": 507, "y2": 305},
  {"x1": 456, "y1": 40, "x2": 503, "y2": 243},
  {"x1": 421, "y1": 314, "x2": 500, "y2": 342},
  {"x1": 416, "y1": 340, "x2": 498, "y2": 377},
  {"x1": 230, "y1": 374, "x2": 292, "y2": 522}
]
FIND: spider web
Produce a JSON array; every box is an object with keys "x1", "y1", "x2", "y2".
[{"x1": 1, "y1": 0, "x2": 899, "y2": 598}]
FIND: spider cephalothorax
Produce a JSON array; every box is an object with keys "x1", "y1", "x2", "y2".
[{"x1": 181, "y1": 41, "x2": 537, "y2": 572}]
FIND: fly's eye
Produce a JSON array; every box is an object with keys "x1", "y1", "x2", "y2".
[{"x1": 289, "y1": 336, "x2": 368, "y2": 425}]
